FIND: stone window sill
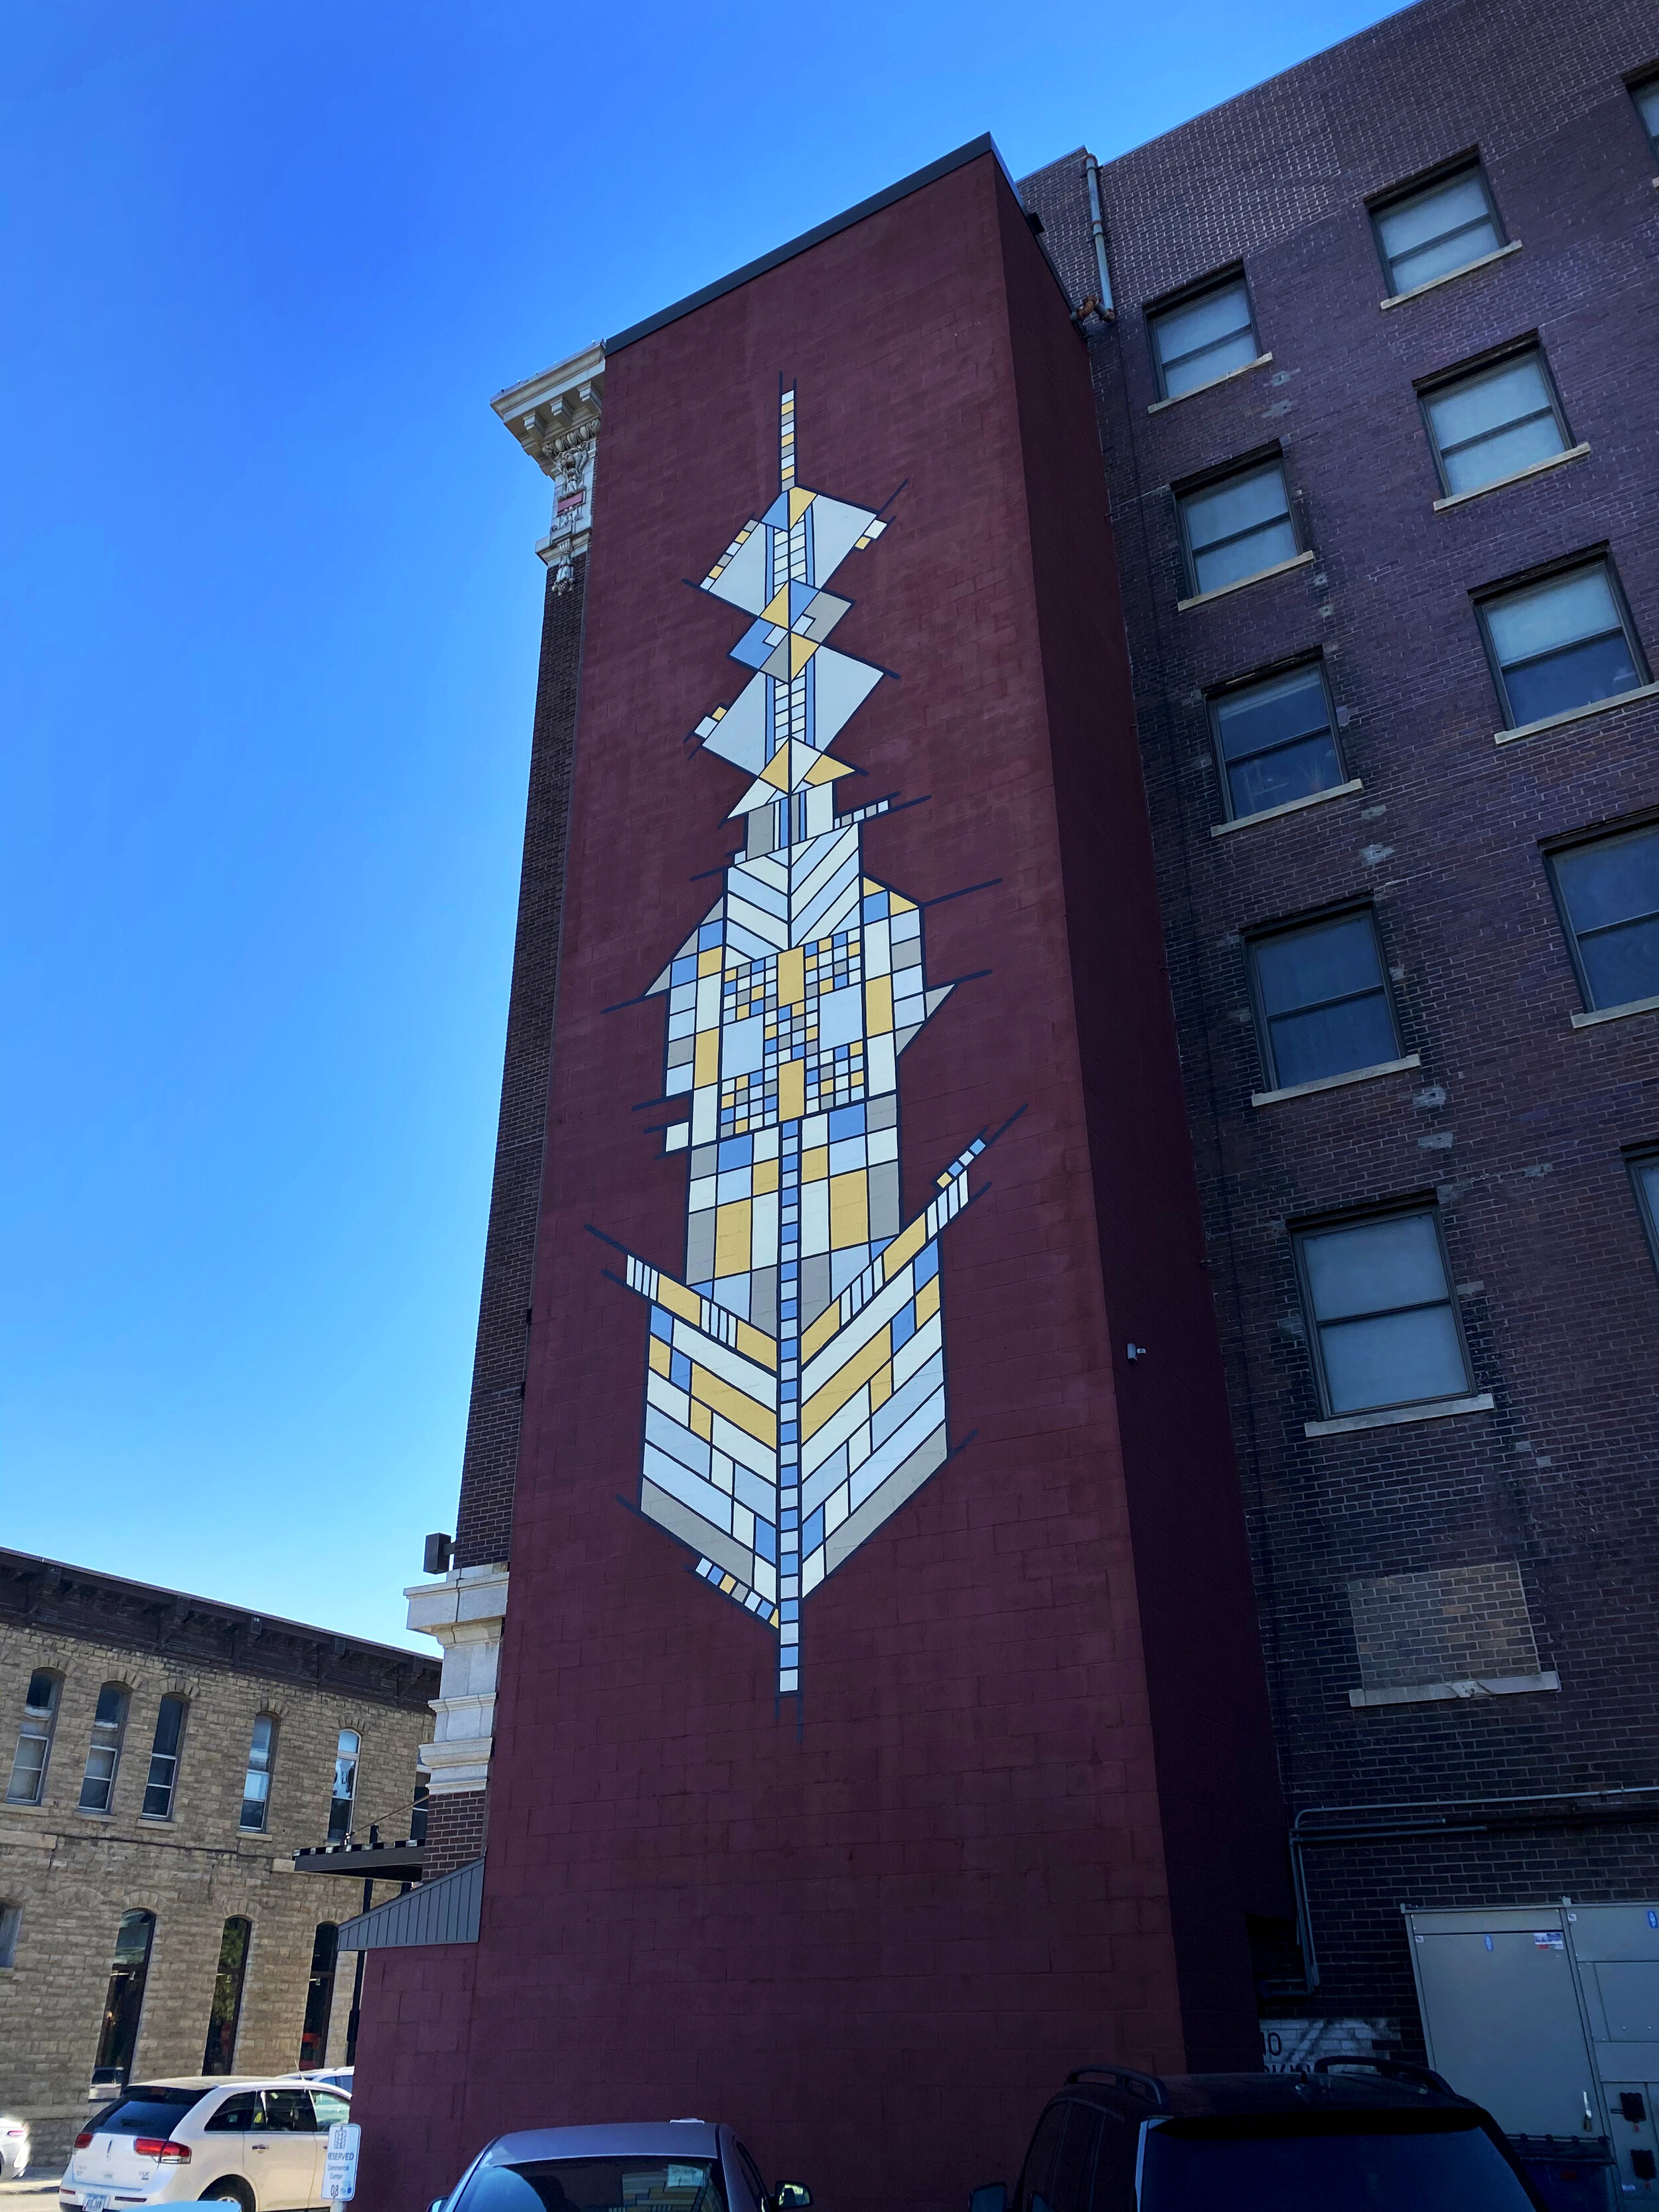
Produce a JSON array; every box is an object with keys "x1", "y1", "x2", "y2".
[
  {"x1": 1571, "y1": 992, "x2": 1659, "y2": 1030},
  {"x1": 1305, "y1": 1390, "x2": 1494, "y2": 1438},
  {"x1": 1212, "y1": 778, "x2": 1363, "y2": 838},
  {"x1": 1380, "y1": 240, "x2": 1522, "y2": 309},
  {"x1": 1179, "y1": 549, "x2": 1315, "y2": 613},
  {"x1": 1348, "y1": 1670, "x2": 1559, "y2": 1709},
  {"x1": 1149, "y1": 353, "x2": 1274, "y2": 413},
  {"x1": 1494, "y1": 680, "x2": 1659, "y2": 747},
  {"x1": 1433, "y1": 443, "x2": 1591, "y2": 510},
  {"x1": 1253, "y1": 1053, "x2": 1420, "y2": 1108}
]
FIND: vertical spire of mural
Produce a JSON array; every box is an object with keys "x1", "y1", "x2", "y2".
[{"x1": 603, "y1": 388, "x2": 988, "y2": 1702}]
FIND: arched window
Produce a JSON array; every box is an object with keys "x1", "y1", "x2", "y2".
[
  {"x1": 6, "y1": 1670, "x2": 62, "y2": 1806},
  {"x1": 298, "y1": 1922, "x2": 338, "y2": 2067},
  {"x1": 326, "y1": 1730, "x2": 360, "y2": 1842},
  {"x1": 201, "y1": 1916, "x2": 250, "y2": 2073},
  {"x1": 141, "y1": 1696, "x2": 188, "y2": 1820},
  {"x1": 94, "y1": 1909, "x2": 155, "y2": 2087},
  {"x1": 240, "y1": 1715, "x2": 277, "y2": 1832},
  {"x1": 79, "y1": 1684, "x2": 131, "y2": 1812}
]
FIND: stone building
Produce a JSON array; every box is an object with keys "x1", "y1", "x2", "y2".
[
  {"x1": 0, "y1": 1549, "x2": 437, "y2": 2168},
  {"x1": 361, "y1": 0, "x2": 1659, "y2": 2203}
]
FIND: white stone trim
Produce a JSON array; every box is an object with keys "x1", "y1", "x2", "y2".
[
  {"x1": 1252, "y1": 1054, "x2": 1420, "y2": 1108},
  {"x1": 1348, "y1": 1670, "x2": 1559, "y2": 1708},
  {"x1": 1212, "y1": 780, "x2": 1363, "y2": 838},
  {"x1": 1379, "y1": 240, "x2": 1522, "y2": 309},
  {"x1": 1571, "y1": 992, "x2": 1659, "y2": 1030},
  {"x1": 405, "y1": 1564, "x2": 509, "y2": 1799},
  {"x1": 1178, "y1": 550, "x2": 1315, "y2": 612},
  {"x1": 1149, "y1": 353, "x2": 1273, "y2": 413},
  {"x1": 1494, "y1": 681, "x2": 1659, "y2": 747},
  {"x1": 1433, "y1": 443, "x2": 1590, "y2": 510},
  {"x1": 1305, "y1": 1391, "x2": 1494, "y2": 1438}
]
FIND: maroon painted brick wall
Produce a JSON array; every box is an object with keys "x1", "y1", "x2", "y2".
[
  {"x1": 1025, "y1": 0, "x2": 1659, "y2": 2032},
  {"x1": 356, "y1": 150, "x2": 1281, "y2": 2212}
]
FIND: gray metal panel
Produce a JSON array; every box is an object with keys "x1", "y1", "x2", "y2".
[
  {"x1": 337, "y1": 1856, "x2": 482, "y2": 1950},
  {"x1": 1407, "y1": 1907, "x2": 1599, "y2": 2134}
]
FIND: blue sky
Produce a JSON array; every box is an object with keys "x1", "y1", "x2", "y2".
[{"x1": 1, "y1": 0, "x2": 1405, "y2": 1648}]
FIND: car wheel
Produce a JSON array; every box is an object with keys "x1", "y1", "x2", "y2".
[{"x1": 198, "y1": 2188, "x2": 252, "y2": 2211}]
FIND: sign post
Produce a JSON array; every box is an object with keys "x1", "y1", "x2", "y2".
[{"x1": 325, "y1": 2122, "x2": 361, "y2": 2211}]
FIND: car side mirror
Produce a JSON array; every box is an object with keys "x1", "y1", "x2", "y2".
[
  {"x1": 969, "y1": 2186, "x2": 1007, "y2": 2212},
  {"x1": 773, "y1": 2188, "x2": 812, "y2": 2211},
  {"x1": 429, "y1": 2198, "x2": 447, "y2": 2212}
]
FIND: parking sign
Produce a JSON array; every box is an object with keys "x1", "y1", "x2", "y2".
[{"x1": 325, "y1": 2122, "x2": 362, "y2": 2205}]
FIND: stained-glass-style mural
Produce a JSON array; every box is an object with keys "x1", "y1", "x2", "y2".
[{"x1": 603, "y1": 387, "x2": 991, "y2": 1697}]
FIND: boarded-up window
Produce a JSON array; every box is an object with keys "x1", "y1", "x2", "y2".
[{"x1": 1347, "y1": 1560, "x2": 1540, "y2": 1690}]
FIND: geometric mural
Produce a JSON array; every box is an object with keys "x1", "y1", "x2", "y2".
[{"x1": 603, "y1": 386, "x2": 991, "y2": 1698}]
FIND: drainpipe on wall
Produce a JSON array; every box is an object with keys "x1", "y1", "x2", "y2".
[{"x1": 1083, "y1": 153, "x2": 1114, "y2": 315}]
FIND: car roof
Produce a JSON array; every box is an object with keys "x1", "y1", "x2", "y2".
[
  {"x1": 483, "y1": 2124, "x2": 725, "y2": 2165},
  {"x1": 125, "y1": 2079, "x2": 325, "y2": 2097},
  {"x1": 1060, "y1": 2071, "x2": 1479, "y2": 2120}
]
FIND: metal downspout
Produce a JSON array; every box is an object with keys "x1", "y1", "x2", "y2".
[{"x1": 1084, "y1": 153, "x2": 1114, "y2": 313}]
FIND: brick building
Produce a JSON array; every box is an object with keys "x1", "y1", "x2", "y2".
[
  {"x1": 0, "y1": 1550, "x2": 437, "y2": 2168},
  {"x1": 366, "y1": 0, "x2": 1659, "y2": 2202}
]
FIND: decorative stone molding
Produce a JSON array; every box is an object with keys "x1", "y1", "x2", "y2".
[
  {"x1": 491, "y1": 344, "x2": 604, "y2": 581},
  {"x1": 403, "y1": 1563, "x2": 510, "y2": 1796}
]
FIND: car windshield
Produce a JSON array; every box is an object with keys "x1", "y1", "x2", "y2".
[
  {"x1": 1141, "y1": 2110, "x2": 1540, "y2": 2211},
  {"x1": 458, "y1": 2162, "x2": 725, "y2": 2212},
  {"x1": 92, "y1": 2091, "x2": 204, "y2": 2136}
]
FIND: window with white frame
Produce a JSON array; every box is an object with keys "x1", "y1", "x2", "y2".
[
  {"x1": 1295, "y1": 1209, "x2": 1473, "y2": 1417},
  {"x1": 240, "y1": 1714, "x2": 277, "y2": 1833},
  {"x1": 1373, "y1": 163, "x2": 1504, "y2": 296},
  {"x1": 1478, "y1": 559, "x2": 1647, "y2": 728},
  {"x1": 78, "y1": 1683, "x2": 130, "y2": 1813},
  {"x1": 327, "y1": 1729, "x2": 360, "y2": 1843},
  {"x1": 142, "y1": 1695, "x2": 188, "y2": 1820},
  {"x1": 6, "y1": 1672, "x2": 61, "y2": 1806}
]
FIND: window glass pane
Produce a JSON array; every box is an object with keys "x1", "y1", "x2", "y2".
[
  {"x1": 1638, "y1": 1161, "x2": 1659, "y2": 1241},
  {"x1": 1254, "y1": 915, "x2": 1396, "y2": 1088},
  {"x1": 1254, "y1": 915, "x2": 1383, "y2": 1017},
  {"x1": 143, "y1": 1697, "x2": 186, "y2": 1819},
  {"x1": 1428, "y1": 356, "x2": 1564, "y2": 495},
  {"x1": 1487, "y1": 568, "x2": 1620, "y2": 664},
  {"x1": 1636, "y1": 79, "x2": 1659, "y2": 149},
  {"x1": 1304, "y1": 1215, "x2": 1449, "y2": 1323},
  {"x1": 202, "y1": 1917, "x2": 250, "y2": 2075},
  {"x1": 1378, "y1": 173, "x2": 1500, "y2": 290},
  {"x1": 1215, "y1": 665, "x2": 1344, "y2": 816},
  {"x1": 457, "y1": 2164, "x2": 721, "y2": 2212},
  {"x1": 7, "y1": 1672, "x2": 59, "y2": 1806},
  {"x1": 1155, "y1": 281, "x2": 1256, "y2": 398},
  {"x1": 240, "y1": 1715, "x2": 275, "y2": 1832},
  {"x1": 1320, "y1": 1304, "x2": 1471, "y2": 1414},
  {"x1": 0, "y1": 1903, "x2": 21, "y2": 1968},
  {"x1": 1554, "y1": 828, "x2": 1659, "y2": 1009},
  {"x1": 80, "y1": 1684, "x2": 129, "y2": 1813},
  {"x1": 328, "y1": 1730, "x2": 360, "y2": 1842},
  {"x1": 1183, "y1": 463, "x2": 1296, "y2": 595}
]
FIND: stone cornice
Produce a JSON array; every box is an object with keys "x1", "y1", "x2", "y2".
[
  {"x1": 490, "y1": 344, "x2": 605, "y2": 482},
  {"x1": 0, "y1": 1546, "x2": 438, "y2": 1713}
]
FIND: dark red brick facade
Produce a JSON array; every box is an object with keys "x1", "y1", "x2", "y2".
[
  {"x1": 356, "y1": 146, "x2": 1285, "y2": 2212},
  {"x1": 1024, "y1": 0, "x2": 1659, "y2": 2043}
]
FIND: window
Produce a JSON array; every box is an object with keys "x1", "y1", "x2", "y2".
[
  {"x1": 315, "y1": 2091, "x2": 351, "y2": 2128},
  {"x1": 1211, "y1": 661, "x2": 1344, "y2": 820},
  {"x1": 7, "y1": 1670, "x2": 61, "y2": 1805},
  {"x1": 94, "y1": 1909, "x2": 157, "y2": 2088},
  {"x1": 1149, "y1": 273, "x2": 1260, "y2": 400},
  {"x1": 1632, "y1": 74, "x2": 1659, "y2": 159},
  {"x1": 1421, "y1": 347, "x2": 1570, "y2": 497},
  {"x1": 205, "y1": 2092, "x2": 259, "y2": 2134},
  {"x1": 0, "y1": 1901, "x2": 19, "y2": 1968},
  {"x1": 79, "y1": 1684, "x2": 131, "y2": 1814},
  {"x1": 201, "y1": 1917, "x2": 250, "y2": 2075},
  {"x1": 1548, "y1": 822, "x2": 1659, "y2": 1011},
  {"x1": 1178, "y1": 457, "x2": 1298, "y2": 597},
  {"x1": 299, "y1": 1922, "x2": 338, "y2": 2067},
  {"x1": 410, "y1": 1767, "x2": 430, "y2": 1845},
  {"x1": 141, "y1": 1696, "x2": 187, "y2": 1820},
  {"x1": 1373, "y1": 163, "x2": 1504, "y2": 296},
  {"x1": 1479, "y1": 560, "x2": 1646, "y2": 729},
  {"x1": 260, "y1": 2090, "x2": 315, "y2": 2133},
  {"x1": 1630, "y1": 1152, "x2": 1659, "y2": 1272},
  {"x1": 326, "y1": 1730, "x2": 360, "y2": 1843},
  {"x1": 1295, "y1": 1209, "x2": 1473, "y2": 1417},
  {"x1": 240, "y1": 1714, "x2": 277, "y2": 1832},
  {"x1": 1249, "y1": 910, "x2": 1402, "y2": 1090}
]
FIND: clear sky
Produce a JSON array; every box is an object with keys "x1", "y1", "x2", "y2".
[{"x1": 2, "y1": 0, "x2": 1406, "y2": 1649}]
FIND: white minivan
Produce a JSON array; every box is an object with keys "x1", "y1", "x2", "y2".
[{"x1": 60, "y1": 2079, "x2": 352, "y2": 2212}]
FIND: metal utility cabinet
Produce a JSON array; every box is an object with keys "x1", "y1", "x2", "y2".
[{"x1": 1407, "y1": 1903, "x2": 1659, "y2": 2195}]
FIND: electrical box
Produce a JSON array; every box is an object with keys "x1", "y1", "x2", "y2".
[{"x1": 1407, "y1": 1901, "x2": 1659, "y2": 2195}]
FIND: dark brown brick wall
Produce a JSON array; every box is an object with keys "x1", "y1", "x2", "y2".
[
  {"x1": 419, "y1": 1789, "x2": 487, "y2": 1881},
  {"x1": 1024, "y1": 0, "x2": 1659, "y2": 2036},
  {"x1": 453, "y1": 553, "x2": 588, "y2": 1571}
]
